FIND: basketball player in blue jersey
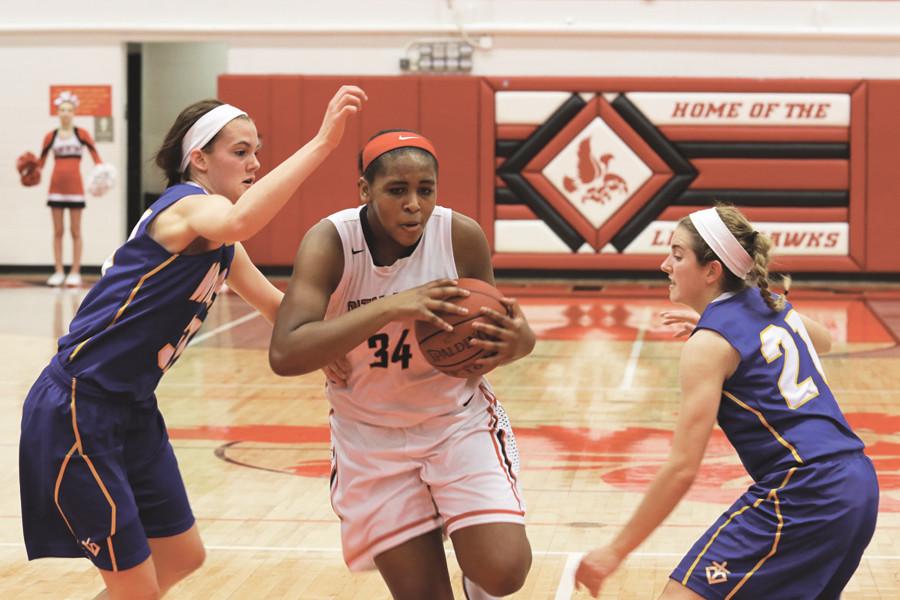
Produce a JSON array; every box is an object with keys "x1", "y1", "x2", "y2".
[
  {"x1": 270, "y1": 131, "x2": 536, "y2": 600},
  {"x1": 19, "y1": 85, "x2": 366, "y2": 599},
  {"x1": 575, "y1": 206, "x2": 879, "y2": 599}
]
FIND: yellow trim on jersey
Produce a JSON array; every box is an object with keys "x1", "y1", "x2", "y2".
[
  {"x1": 726, "y1": 468, "x2": 797, "y2": 598},
  {"x1": 68, "y1": 254, "x2": 179, "y2": 362},
  {"x1": 70, "y1": 378, "x2": 83, "y2": 453},
  {"x1": 681, "y1": 467, "x2": 797, "y2": 589},
  {"x1": 723, "y1": 391, "x2": 804, "y2": 465},
  {"x1": 682, "y1": 506, "x2": 753, "y2": 586},
  {"x1": 110, "y1": 254, "x2": 179, "y2": 326},
  {"x1": 63, "y1": 377, "x2": 121, "y2": 571},
  {"x1": 53, "y1": 442, "x2": 79, "y2": 538}
]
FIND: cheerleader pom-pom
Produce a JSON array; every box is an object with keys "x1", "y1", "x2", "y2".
[
  {"x1": 16, "y1": 151, "x2": 41, "y2": 187},
  {"x1": 88, "y1": 163, "x2": 117, "y2": 197}
]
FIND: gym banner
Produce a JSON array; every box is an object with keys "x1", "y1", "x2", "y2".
[{"x1": 486, "y1": 78, "x2": 867, "y2": 272}]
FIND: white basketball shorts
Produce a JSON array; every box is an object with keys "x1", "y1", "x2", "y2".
[{"x1": 328, "y1": 383, "x2": 526, "y2": 571}]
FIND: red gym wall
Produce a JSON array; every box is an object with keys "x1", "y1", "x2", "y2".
[{"x1": 219, "y1": 75, "x2": 900, "y2": 274}]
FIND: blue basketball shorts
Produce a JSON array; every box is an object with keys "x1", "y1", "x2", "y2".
[
  {"x1": 19, "y1": 361, "x2": 195, "y2": 572},
  {"x1": 671, "y1": 452, "x2": 879, "y2": 599}
]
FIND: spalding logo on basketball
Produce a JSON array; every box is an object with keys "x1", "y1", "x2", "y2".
[{"x1": 414, "y1": 278, "x2": 511, "y2": 378}]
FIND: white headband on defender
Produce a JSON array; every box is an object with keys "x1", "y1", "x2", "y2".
[
  {"x1": 179, "y1": 104, "x2": 248, "y2": 173},
  {"x1": 689, "y1": 208, "x2": 754, "y2": 279}
]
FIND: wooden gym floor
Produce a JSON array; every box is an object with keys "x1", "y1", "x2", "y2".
[{"x1": 1, "y1": 276, "x2": 898, "y2": 599}]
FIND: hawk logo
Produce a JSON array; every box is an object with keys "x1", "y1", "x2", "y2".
[
  {"x1": 562, "y1": 137, "x2": 629, "y2": 206},
  {"x1": 705, "y1": 560, "x2": 730, "y2": 585},
  {"x1": 80, "y1": 538, "x2": 101, "y2": 557}
]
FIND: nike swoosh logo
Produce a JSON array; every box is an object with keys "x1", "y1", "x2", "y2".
[
  {"x1": 351, "y1": 248, "x2": 365, "y2": 255},
  {"x1": 397, "y1": 135, "x2": 418, "y2": 140}
]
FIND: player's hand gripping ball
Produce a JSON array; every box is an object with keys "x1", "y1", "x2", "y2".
[
  {"x1": 16, "y1": 151, "x2": 41, "y2": 187},
  {"x1": 415, "y1": 278, "x2": 511, "y2": 378}
]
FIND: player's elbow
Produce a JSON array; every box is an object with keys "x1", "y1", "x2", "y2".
[
  {"x1": 269, "y1": 346, "x2": 305, "y2": 376},
  {"x1": 224, "y1": 214, "x2": 255, "y2": 243},
  {"x1": 268, "y1": 352, "x2": 296, "y2": 376}
]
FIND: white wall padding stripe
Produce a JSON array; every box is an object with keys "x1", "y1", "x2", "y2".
[
  {"x1": 495, "y1": 91, "x2": 575, "y2": 125},
  {"x1": 495, "y1": 220, "x2": 578, "y2": 253}
]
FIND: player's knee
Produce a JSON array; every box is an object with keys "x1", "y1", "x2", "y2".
[
  {"x1": 161, "y1": 544, "x2": 205, "y2": 587},
  {"x1": 181, "y1": 543, "x2": 206, "y2": 575},
  {"x1": 468, "y1": 550, "x2": 532, "y2": 596}
]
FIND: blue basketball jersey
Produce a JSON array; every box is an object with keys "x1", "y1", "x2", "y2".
[
  {"x1": 695, "y1": 288, "x2": 864, "y2": 482},
  {"x1": 55, "y1": 183, "x2": 234, "y2": 402}
]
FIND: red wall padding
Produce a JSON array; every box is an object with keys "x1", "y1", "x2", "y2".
[
  {"x1": 865, "y1": 81, "x2": 900, "y2": 272},
  {"x1": 220, "y1": 75, "x2": 900, "y2": 273},
  {"x1": 219, "y1": 74, "x2": 481, "y2": 267}
]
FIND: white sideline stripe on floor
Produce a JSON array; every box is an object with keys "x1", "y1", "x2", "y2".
[
  {"x1": 555, "y1": 552, "x2": 584, "y2": 600},
  {"x1": 189, "y1": 311, "x2": 261, "y2": 345},
  {"x1": 619, "y1": 326, "x2": 646, "y2": 390}
]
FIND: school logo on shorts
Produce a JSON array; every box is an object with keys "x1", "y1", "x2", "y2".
[
  {"x1": 80, "y1": 538, "x2": 101, "y2": 557},
  {"x1": 705, "y1": 560, "x2": 730, "y2": 585}
]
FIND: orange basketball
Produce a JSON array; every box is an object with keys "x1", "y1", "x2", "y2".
[{"x1": 414, "y1": 278, "x2": 510, "y2": 378}]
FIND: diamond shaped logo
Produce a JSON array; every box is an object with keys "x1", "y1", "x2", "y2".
[
  {"x1": 522, "y1": 96, "x2": 675, "y2": 251},
  {"x1": 543, "y1": 117, "x2": 653, "y2": 228}
]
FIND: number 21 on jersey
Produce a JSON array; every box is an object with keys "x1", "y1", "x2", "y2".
[{"x1": 759, "y1": 309, "x2": 827, "y2": 409}]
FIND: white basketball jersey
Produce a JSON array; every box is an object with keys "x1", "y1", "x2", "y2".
[{"x1": 324, "y1": 205, "x2": 481, "y2": 427}]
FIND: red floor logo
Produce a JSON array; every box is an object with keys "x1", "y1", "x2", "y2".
[{"x1": 169, "y1": 412, "x2": 900, "y2": 512}]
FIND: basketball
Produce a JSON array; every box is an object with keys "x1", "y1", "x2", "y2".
[{"x1": 414, "y1": 278, "x2": 510, "y2": 378}]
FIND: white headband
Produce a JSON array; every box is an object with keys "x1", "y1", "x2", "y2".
[
  {"x1": 179, "y1": 104, "x2": 248, "y2": 173},
  {"x1": 689, "y1": 208, "x2": 754, "y2": 280}
]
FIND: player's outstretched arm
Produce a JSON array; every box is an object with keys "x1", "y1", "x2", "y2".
[
  {"x1": 661, "y1": 308, "x2": 701, "y2": 338},
  {"x1": 184, "y1": 86, "x2": 367, "y2": 245},
  {"x1": 268, "y1": 221, "x2": 469, "y2": 376},
  {"x1": 575, "y1": 330, "x2": 734, "y2": 597},
  {"x1": 798, "y1": 312, "x2": 832, "y2": 355},
  {"x1": 226, "y1": 242, "x2": 283, "y2": 324}
]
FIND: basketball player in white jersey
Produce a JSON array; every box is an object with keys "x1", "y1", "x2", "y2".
[{"x1": 270, "y1": 130, "x2": 536, "y2": 600}]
